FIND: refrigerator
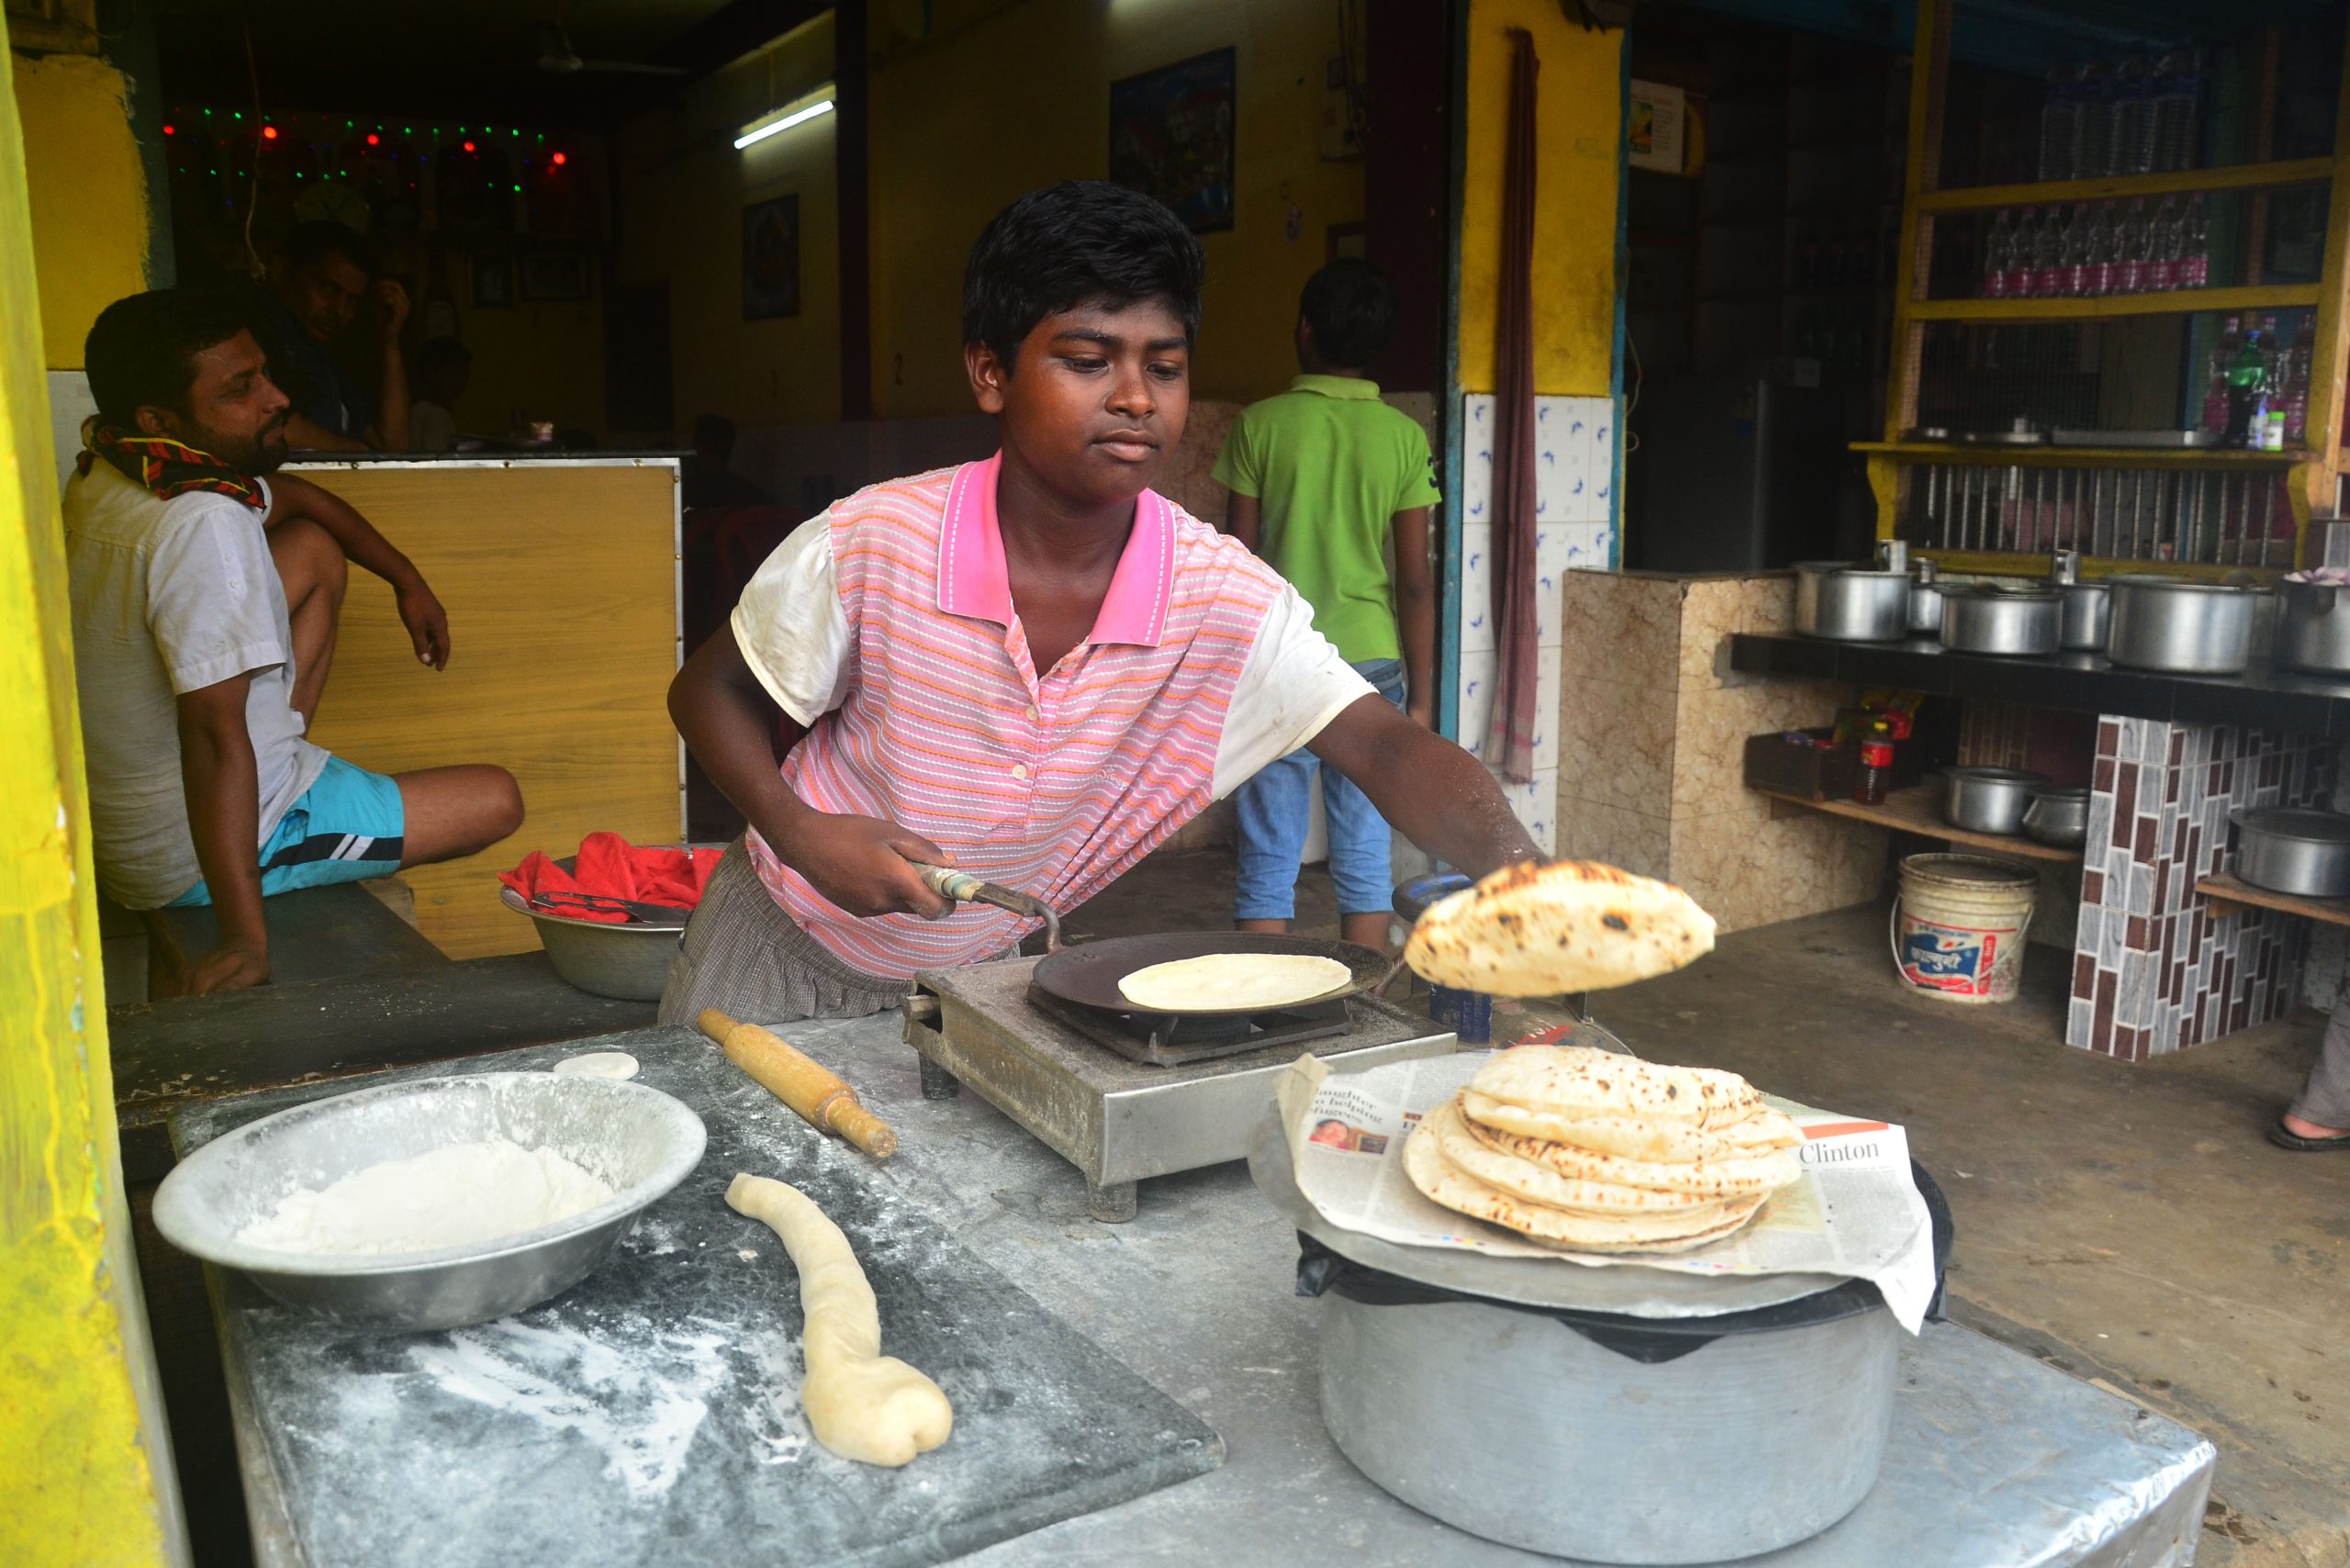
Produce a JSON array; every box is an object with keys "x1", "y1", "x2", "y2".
[{"x1": 1628, "y1": 370, "x2": 1850, "y2": 572}]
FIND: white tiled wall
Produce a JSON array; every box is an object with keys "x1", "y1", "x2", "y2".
[{"x1": 1456, "y1": 393, "x2": 1617, "y2": 855}]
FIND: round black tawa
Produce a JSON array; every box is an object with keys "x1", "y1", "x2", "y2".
[{"x1": 1030, "y1": 931, "x2": 1392, "y2": 1018}]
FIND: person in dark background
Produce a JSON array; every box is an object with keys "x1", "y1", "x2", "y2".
[
  {"x1": 407, "y1": 337, "x2": 472, "y2": 454},
  {"x1": 251, "y1": 220, "x2": 411, "y2": 452},
  {"x1": 682, "y1": 413, "x2": 769, "y2": 513}
]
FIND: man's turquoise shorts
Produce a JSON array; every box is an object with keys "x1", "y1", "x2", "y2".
[{"x1": 167, "y1": 756, "x2": 405, "y2": 907}]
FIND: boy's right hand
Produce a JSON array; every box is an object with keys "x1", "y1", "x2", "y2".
[
  {"x1": 775, "y1": 812, "x2": 958, "y2": 921},
  {"x1": 177, "y1": 937, "x2": 272, "y2": 996}
]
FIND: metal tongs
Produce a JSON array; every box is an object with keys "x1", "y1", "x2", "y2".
[
  {"x1": 528, "y1": 889, "x2": 692, "y2": 927},
  {"x1": 908, "y1": 863, "x2": 1064, "y2": 951}
]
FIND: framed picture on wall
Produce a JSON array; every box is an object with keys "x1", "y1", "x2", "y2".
[
  {"x1": 520, "y1": 250, "x2": 591, "y2": 301},
  {"x1": 742, "y1": 195, "x2": 801, "y2": 320},
  {"x1": 471, "y1": 253, "x2": 514, "y2": 309},
  {"x1": 1110, "y1": 49, "x2": 1237, "y2": 234}
]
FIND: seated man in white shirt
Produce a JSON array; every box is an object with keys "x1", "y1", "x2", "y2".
[{"x1": 67, "y1": 289, "x2": 525, "y2": 994}]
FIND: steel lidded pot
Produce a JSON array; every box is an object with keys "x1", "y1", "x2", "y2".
[
  {"x1": 1939, "y1": 584, "x2": 2061, "y2": 656},
  {"x1": 2275, "y1": 578, "x2": 2350, "y2": 675},
  {"x1": 1942, "y1": 767, "x2": 2047, "y2": 835},
  {"x1": 2232, "y1": 807, "x2": 2350, "y2": 898},
  {"x1": 1906, "y1": 559, "x2": 1945, "y2": 634},
  {"x1": 2044, "y1": 550, "x2": 2112, "y2": 651},
  {"x1": 2106, "y1": 576, "x2": 2266, "y2": 675},
  {"x1": 1794, "y1": 559, "x2": 1908, "y2": 642},
  {"x1": 2022, "y1": 784, "x2": 2090, "y2": 847}
]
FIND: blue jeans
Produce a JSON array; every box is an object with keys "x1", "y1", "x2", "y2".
[{"x1": 1235, "y1": 659, "x2": 1406, "y2": 920}]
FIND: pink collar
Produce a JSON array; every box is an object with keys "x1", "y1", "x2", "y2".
[{"x1": 936, "y1": 452, "x2": 1174, "y2": 648}]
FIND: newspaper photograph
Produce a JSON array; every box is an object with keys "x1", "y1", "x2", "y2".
[{"x1": 1276, "y1": 1028, "x2": 1938, "y2": 1332}]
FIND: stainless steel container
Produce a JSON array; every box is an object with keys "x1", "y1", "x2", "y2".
[
  {"x1": 2107, "y1": 577, "x2": 2266, "y2": 674},
  {"x1": 1939, "y1": 586, "x2": 2061, "y2": 655},
  {"x1": 1795, "y1": 562, "x2": 1908, "y2": 642},
  {"x1": 1316, "y1": 1267, "x2": 1903, "y2": 1562},
  {"x1": 2274, "y1": 578, "x2": 2350, "y2": 675},
  {"x1": 499, "y1": 843, "x2": 722, "y2": 1001},
  {"x1": 2232, "y1": 808, "x2": 2350, "y2": 897},
  {"x1": 151, "y1": 1072, "x2": 708, "y2": 1331},
  {"x1": 1943, "y1": 767, "x2": 2048, "y2": 835},
  {"x1": 2057, "y1": 582, "x2": 2112, "y2": 651},
  {"x1": 1907, "y1": 560, "x2": 1944, "y2": 634},
  {"x1": 2022, "y1": 784, "x2": 2090, "y2": 847}
]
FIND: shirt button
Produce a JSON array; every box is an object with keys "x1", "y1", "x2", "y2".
[
  {"x1": 1029, "y1": 705, "x2": 1042, "y2": 722},
  {"x1": 1011, "y1": 764, "x2": 1029, "y2": 781}
]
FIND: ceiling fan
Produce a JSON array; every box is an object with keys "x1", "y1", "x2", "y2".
[{"x1": 532, "y1": 17, "x2": 688, "y2": 77}]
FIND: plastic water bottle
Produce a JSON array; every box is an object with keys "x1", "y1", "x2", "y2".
[
  {"x1": 2114, "y1": 199, "x2": 2152, "y2": 294},
  {"x1": 2286, "y1": 315, "x2": 2312, "y2": 444},
  {"x1": 2148, "y1": 196, "x2": 2182, "y2": 291},
  {"x1": 1982, "y1": 209, "x2": 2014, "y2": 297},
  {"x1": 2086, "y1": 203, "x2": 2121, "y2": 296},
  {"x1": 2179, "y1": 194, "x2": 2210, "y2": 288},
  {"x1": 2227, "y1": 327, "x2": 2269, "y2": 448},
  {"x1": 2059, "y1": 203, "x2": 2092, "y2": 296},
  {"x1": 2075, "y1": 62, "x2": 2115, "y2": 178},
  {"x1": 2152, "y1": 50, "x2": 2202, "y2": 173},
  {"x1": 2111, "y1": 58, "x2": 2158, "y2": 176},
  {"x1": 2037, "y1": 67, "x2": 2079, "y2": 182},
  {"x1": 2030, "y1": 205, "x2": 2066, "y2": 297}
]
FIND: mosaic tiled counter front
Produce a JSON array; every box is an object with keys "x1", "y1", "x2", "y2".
[{"x1": 2069, "y1": 720, "x2": 2331, "y2": 1061}]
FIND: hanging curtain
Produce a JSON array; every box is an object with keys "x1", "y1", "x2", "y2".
[{"x1": 1484, "y1": 27, "x2": 1541, "y2": 784}]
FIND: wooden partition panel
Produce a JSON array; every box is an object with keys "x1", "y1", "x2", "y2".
[{"x1": 293, "y1": 459, "x2": 682, "y2": 958}]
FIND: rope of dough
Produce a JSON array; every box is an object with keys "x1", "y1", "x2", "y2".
[{"x1": 726, "y1": 1173, "x2": 954, "y2": 1466}]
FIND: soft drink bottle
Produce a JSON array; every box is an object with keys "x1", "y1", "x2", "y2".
[
  {"x1": 2180, "y1": 195, "x2": 2209, "y2": 288},
  {"x1": 2117, "y1": 199, "x2": 2152, "y2": 294},
  {"x1": 2037, "y1": 66, "x2": 2079, "y2": 182},
  {"x1": 2060, "y1": 203, "x2": 2092, "y2": 296},
  {"x1": 2086, "y1": 203, "x2": 2120, "y2": 296},
  {"x1": 2227, "y1": 327, "x2": 2269, "y2": 448},
  {"x1": 2202, "y1": 316, "x2": 2239, "y2": 434},
  {"x1": 2260, "y1": 317, "x2": 2288, "y2": 452},
  {"x1": 2148, "y1": 196, "x2": 2181, "y2": 290},
  {"x1": 1982, "y1": 210, "x2": 2013, "y2": 298},
  {"x1": 2031, "y1": 205, "x2": 2066, "y2": 297},
  {"x1": 2006, "y1": 208, "x2": 2037, "y2": 297}
]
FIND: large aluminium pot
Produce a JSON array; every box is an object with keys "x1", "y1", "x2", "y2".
[
  {"x1": 1942, "y1": 767, "x2": 2047, "y2": 834},
  {"x1": 1939, "y1": 585, "x2": 2061, "y2": 655},
  {"x1": 1795, "y1": 561, "x2": 1908, "y2": 642},
  {"x1": 2106, "y1": 577, "x2": 2266, "y2": 674},
  {"x1": 2274, "y1": 578, "x2": 2350, "y2": 675},
  {"x1": 2232, "y1": 808, "x2": 2350, "y2": 897},
  {"x1": 1303, "y1": 1167, "x2": 1953, "y2": 1565}
]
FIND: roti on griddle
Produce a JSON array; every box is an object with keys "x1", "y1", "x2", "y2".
[
  {"x1": 1425, "y1": 1102, "x2": 1722, "y2": 1214},
  {"x1": 1117, "y1": 952, "x2": 1354, "y2": 1012},
  {"x1": 1465, "y1": 1044, "x2": 1762, "y2": 1130},
  {"x1": 1403, "y1": 859, "x2": 1716, "y2": 998},
  {"x1": 1403, "y1": 1118, "x2": 1766, "y2": 1253}
]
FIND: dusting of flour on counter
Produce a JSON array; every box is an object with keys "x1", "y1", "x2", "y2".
[{"x1": 236, "y1": 1139, "x2": 614, "y2": 1256}]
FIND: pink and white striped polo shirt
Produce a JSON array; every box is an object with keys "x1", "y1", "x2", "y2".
[{"x1": 730, "y1": 454, "x2": 1373, "y2": 980}]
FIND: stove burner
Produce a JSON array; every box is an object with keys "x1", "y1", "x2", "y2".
[{"x1": 1024, "y1": 984, "x2": 1357, "y2": 1067}]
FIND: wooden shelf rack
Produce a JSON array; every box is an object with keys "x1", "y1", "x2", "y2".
[
  {"x1": 1753, "y1": 784, "x2": 2084, "y2": 864},
  {"x1": 2195, "y1": 872, "x2": 2350, "y2": 927}
]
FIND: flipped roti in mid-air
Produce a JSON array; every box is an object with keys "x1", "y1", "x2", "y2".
[
  {"x1": 1403, "y1": 859, "x2": 1716, "y2": 998},
  {"x1": 1117, "y1": 952, "x2": 1355, "y2": 1012}
]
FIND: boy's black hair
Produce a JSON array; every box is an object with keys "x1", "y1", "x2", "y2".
[
  {"x1": 1299, "y1": 258, "x2": 1394, "y2": 369},
  {"x1": 961, "y1": 182, "x2": 1205, "y2": 366},
  {"x1": 415, "y1": 336, "x2": 473, "y2": 376},
  {"x1": 84, "y1": 289, "x2": 254, "y2": 427},
  {"x1": 283, "y1": 219, "x2": 376, "y2": 278}
]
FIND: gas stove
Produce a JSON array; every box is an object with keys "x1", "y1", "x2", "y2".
[{"x1": 902, "y1": 954, "x2": 1455, "y2": 1221}]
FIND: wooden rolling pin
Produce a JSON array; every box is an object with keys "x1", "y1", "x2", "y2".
[{"x1": 697, "y1": 1009, "x2": 899, "y2": 1159}]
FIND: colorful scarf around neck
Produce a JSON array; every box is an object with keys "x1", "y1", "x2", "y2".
[{"x1": 77, "y1": 420, "x2": 266, "y2": 512}]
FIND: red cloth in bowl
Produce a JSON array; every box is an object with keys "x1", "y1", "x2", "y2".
[{"x1": 500, "y1": 834, "x2": 723, "y2": 924}]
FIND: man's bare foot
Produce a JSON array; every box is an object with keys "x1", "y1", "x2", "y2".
[{"x1": 2281, "y1": 1112, "x2": 2350, "y2": 1140}]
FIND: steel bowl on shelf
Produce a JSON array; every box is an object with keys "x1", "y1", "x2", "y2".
[
  {"x1": 500, "y1": 842, "x2": 724, "y2": 1001},
  {"x1": 2021, "y1": 784, "x2": 2090, "y2": 847},
  {"x1": 1939, "y1": 585, "x2": 2061, "y2": 656},
  {"x1": 1942, "y1": 767, "x2": 2048, "y2": 836},
  {"x1": 151, "y1": 1071, "x2": 707, "y2": 1332},
  {"x1": 2232, "y1": 808, "x2": 2350, "y2": 898},
  {"x1": 2106, "y1": 577, "x2": 2267, "y2": 675}
]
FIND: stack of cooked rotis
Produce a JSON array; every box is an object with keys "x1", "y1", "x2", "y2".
[{"x1": 1405, "y1": 1045, "x2": 1806, "y2": 1254}]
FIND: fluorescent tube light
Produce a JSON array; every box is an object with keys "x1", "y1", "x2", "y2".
[{"x1": 735, "y1": 86, "x2": 836, "y2": 150}]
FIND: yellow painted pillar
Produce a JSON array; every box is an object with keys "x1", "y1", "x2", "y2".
[{"x1": 0, "y1": 28, "x2": 187, "y2": 1568}]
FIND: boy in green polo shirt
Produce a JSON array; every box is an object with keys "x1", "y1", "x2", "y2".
[{"x1": 1214, "y1": 259, "x2": 1440, "y2": 949}]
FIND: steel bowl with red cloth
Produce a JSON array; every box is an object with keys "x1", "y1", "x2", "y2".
[{"x1": 499, "y1": 835, "x2": 727, "y2": 1000}]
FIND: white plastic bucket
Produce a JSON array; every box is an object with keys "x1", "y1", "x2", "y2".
[{"x1": 1890, "y1": 854, "x2": 2037, "y2": 1005}]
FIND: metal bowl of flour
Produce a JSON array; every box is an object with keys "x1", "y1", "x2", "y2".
[{"x1": 152, "y1": 1072, "x2": 706, "y2": 1332}]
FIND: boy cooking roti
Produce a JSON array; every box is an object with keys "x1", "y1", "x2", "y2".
[{"x1": 661, "y1": 182, "x2": 1539, "y2": 1024}]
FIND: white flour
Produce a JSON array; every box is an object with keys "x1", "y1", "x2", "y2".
[{"x1": 237, "y1": 1139, "x2": 615, "y2": 1256}]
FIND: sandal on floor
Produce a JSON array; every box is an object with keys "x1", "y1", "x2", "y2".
[{"x1": 2267, "y1": 1117, "x2": 2350, "y2": 1152}]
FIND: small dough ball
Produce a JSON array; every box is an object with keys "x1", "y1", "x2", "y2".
[{"x1": 553, "y1": 1050, "x2": 640, "y2": 1081}]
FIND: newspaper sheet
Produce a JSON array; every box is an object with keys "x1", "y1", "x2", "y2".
[{"x1": 1276, "y1": 1028, "x2": 1937, "y2": 1332}]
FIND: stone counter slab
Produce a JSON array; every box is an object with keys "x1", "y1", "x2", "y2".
[{"x1": 170, "y1": 1026, "x2": 1222, "y2": 1568}]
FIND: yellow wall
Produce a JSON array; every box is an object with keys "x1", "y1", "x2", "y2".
[
  {"x1": 1456, "y1": 0, "x2": 1622, "y2": 397},
  {"x1": 448, "y1": 263, "x2": 609, "y2": 439},
  {"x1": 0, "y1": 29, "x2": 185, "y2": 1568},
  {"x1": 868, "y1": 0, "x2": 1367, "y2": 418},
  {"x1": 617, "y1": 13, "x2": 841, "y2": 433},
  {"x1": 10, "y1": 51, "x2": 148, "y2": 370}
]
